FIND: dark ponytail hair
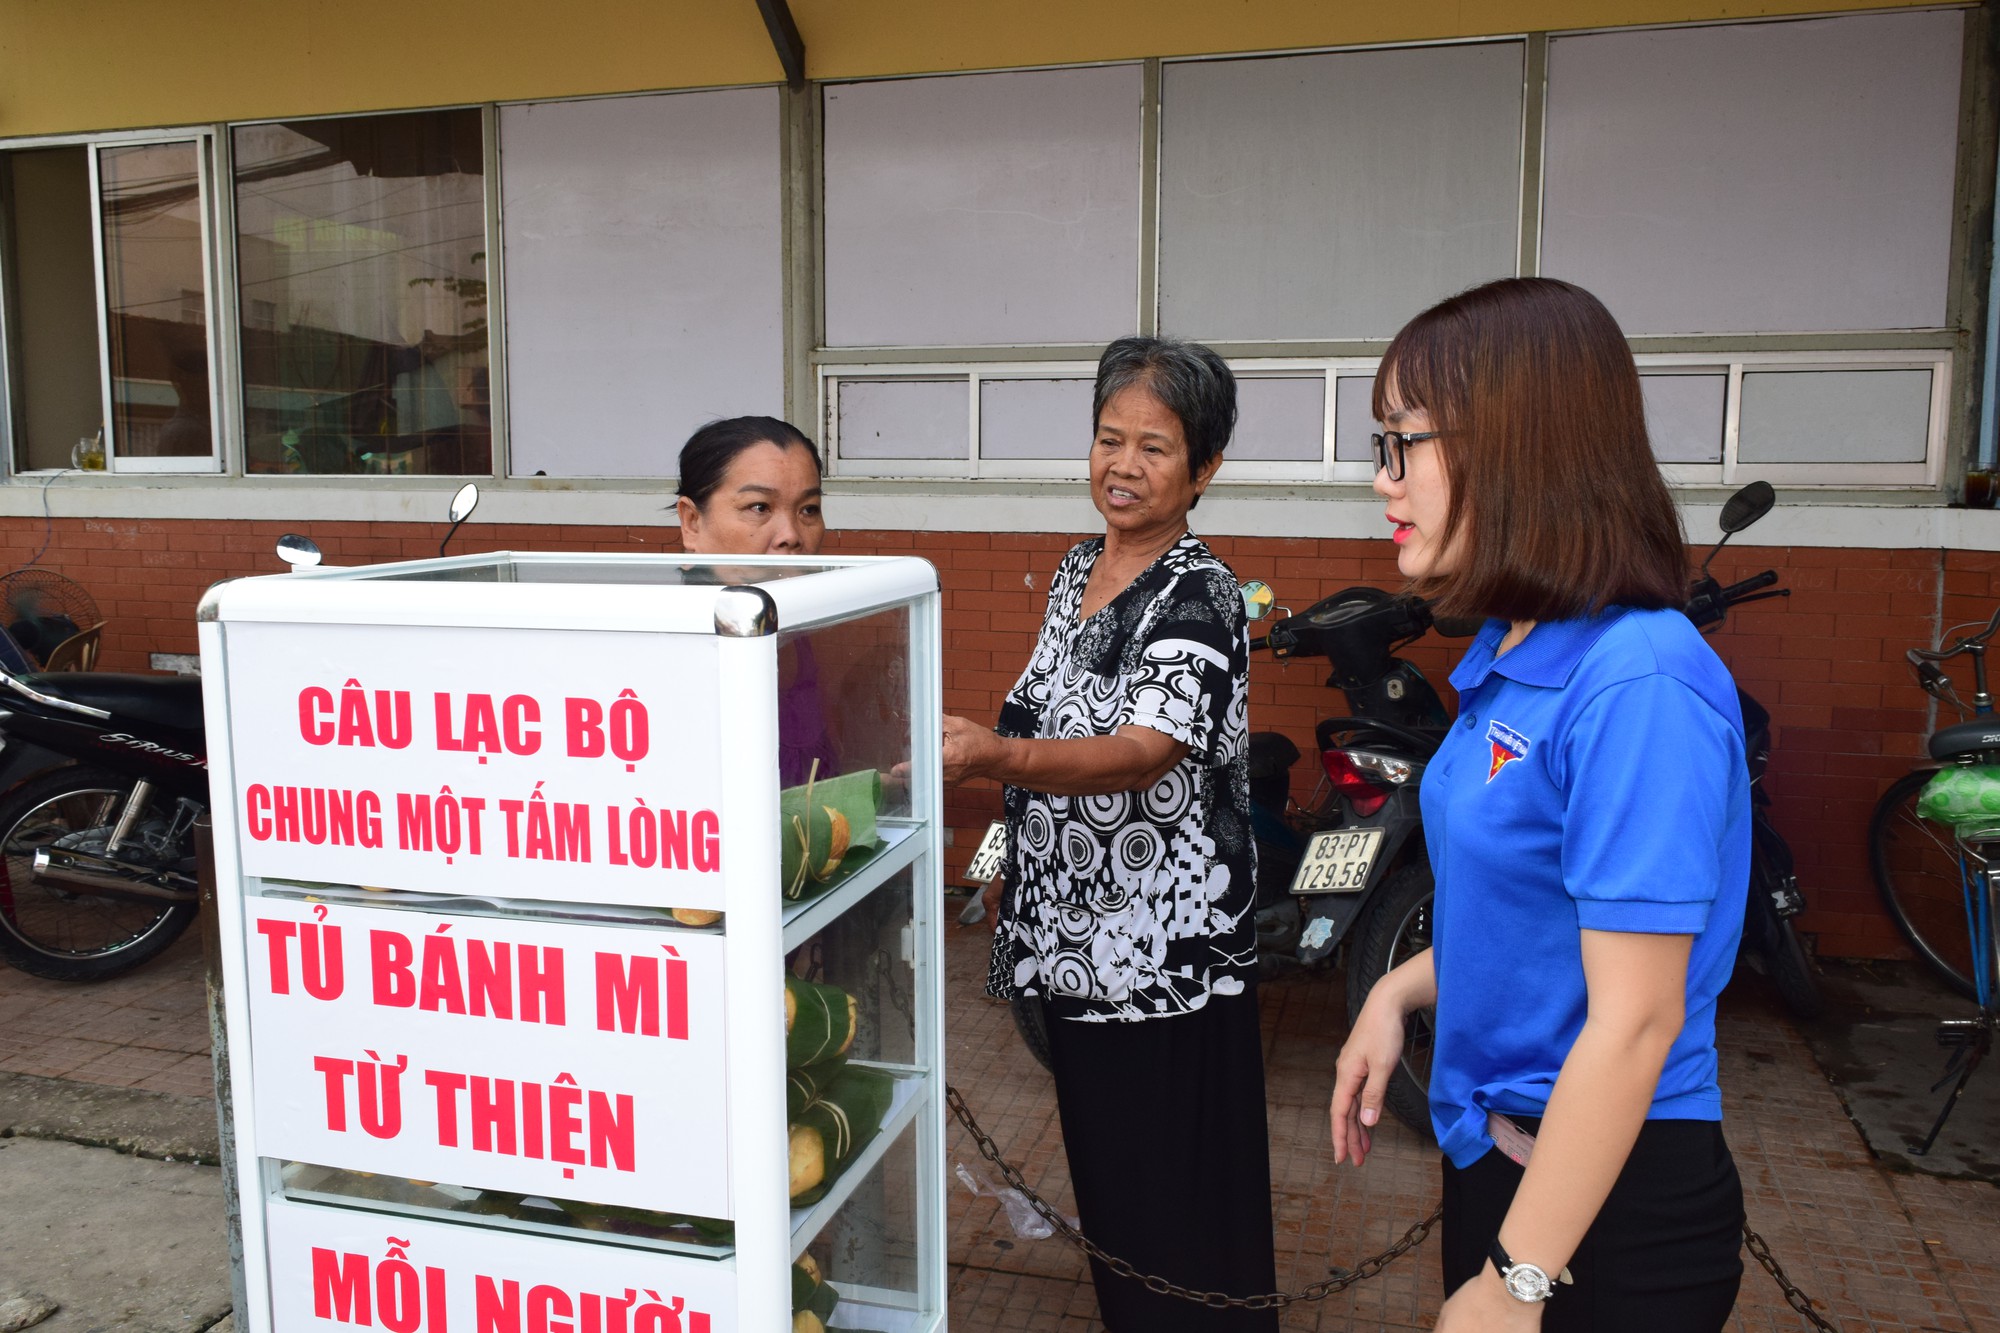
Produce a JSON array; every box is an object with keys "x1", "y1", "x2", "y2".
[{"x1": 675, "y1": 416, "x2": 822, "y2": 509}]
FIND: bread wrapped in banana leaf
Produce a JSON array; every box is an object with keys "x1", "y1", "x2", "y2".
[
  {"x1": 787, "y1": 1064, "x2": 896, "y2": 1205},
  {"x1": 780, "y1": 764, "x2": 884, "y2": 902},
  {"x1": 792, "y1": 1257, "x2": 839, "y2": 1325},
  {"x1": 785, "y1": 973, "x2": 858, "y2": 1068}
]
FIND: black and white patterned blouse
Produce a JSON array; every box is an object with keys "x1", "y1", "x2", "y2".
[{"x1": 986, "y1": 534, "x2": 1256, "y2": 1021}]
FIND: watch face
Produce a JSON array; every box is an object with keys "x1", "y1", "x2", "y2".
[{"x1": 1504, "y1": 1265, "x2": 1553, "y2": 1303}]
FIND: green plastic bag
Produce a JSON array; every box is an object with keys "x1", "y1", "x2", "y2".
[{"x1": 1916, "y1": 765, "x2": 2000, "y2": 826}]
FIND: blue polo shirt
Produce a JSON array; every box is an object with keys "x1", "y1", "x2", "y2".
[{"x1": 1422, "y1": 607, "x2": 1750, "y2": 1169}]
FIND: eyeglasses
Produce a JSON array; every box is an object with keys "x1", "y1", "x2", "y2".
[{"x1": 1370, "y1": 431, "x2": 1444, "y2": 482}]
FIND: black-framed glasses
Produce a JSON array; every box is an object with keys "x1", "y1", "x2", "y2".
[{"x1": 1370, "y1": 431, "x2": 1444, "y2": 482}]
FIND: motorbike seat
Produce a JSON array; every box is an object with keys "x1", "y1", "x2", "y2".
[
  {"x1": 18, "y1": 672, "x2": 204, "y2": 733},
  {"x1": 1928, "y1": 718, "x2": 2000, "y2": 762}
]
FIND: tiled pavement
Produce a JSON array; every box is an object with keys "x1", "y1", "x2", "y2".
[
  {"x1": 0, "y1": 928, "x2": 212, "y2": 1099},
  {"x1": 2, "y1": 915, "x2": 1996, "y2": 1330},
  {"x1": 939, "y1": 920, "x2": 2000, "y2": 1333}
]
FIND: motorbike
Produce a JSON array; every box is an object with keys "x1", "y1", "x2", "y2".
[
  {"x1": 0, "y1": 484, "x2": 480, "y2": 981},
  {"x1": 1683, "y1": 480, "x2": 1822, "y2": 1020},
  {"x1": 1242, "y1": 584, "x2": 1467, "y2": 1132}
]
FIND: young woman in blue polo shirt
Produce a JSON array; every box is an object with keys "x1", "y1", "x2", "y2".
[{"x1": 1329, "y1": 277, "x2": 1749, "y2": 1331}]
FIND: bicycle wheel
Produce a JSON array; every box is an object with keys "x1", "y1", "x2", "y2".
[{"x1": 1869, "y1": 769, "x2": 1978, "y2": 999}]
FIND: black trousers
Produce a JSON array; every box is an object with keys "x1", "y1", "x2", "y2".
[
  {"x1": 1441, "y1": 1118, "x2": 1744, "y2": 1332},
  {"x1": 1041, "y1": 989, "x2": 1280, "y2": 1333}
]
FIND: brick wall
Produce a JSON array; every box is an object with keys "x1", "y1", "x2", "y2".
[{"x1": 0, "y1": 512, "x2": 1970, "y2": 960}]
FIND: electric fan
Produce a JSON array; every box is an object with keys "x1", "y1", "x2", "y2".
[{"x1": 0, "y1": 570, "x2": 100, "y2": 668}]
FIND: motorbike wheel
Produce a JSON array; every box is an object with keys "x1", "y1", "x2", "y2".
[
  {"x1": 1765, "y1": 917, "x2": 1824, "y2": 1021},
  {"x1": 1345, "y1": 861, "x2": 1437, "y2": 1138},
  {"x1": 1010, "y1": 995, "x2": 1053, "y2": 1073},
  {"x1": 0, "y1": 767, "x2": 197, "y2": 982}
]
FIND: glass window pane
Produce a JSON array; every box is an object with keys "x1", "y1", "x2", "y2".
[
  {"x1": 2, "y1": 147, "x2": 99, "y2": 471},
  {"x1": 233, "y1": 110, "x2": 490, "y2": 475},
  {"x1": 1160, "y1": 44, "x2": 1524, "y2": 341},
  {"x1": 101, "y1": 141, "x2": 212, "y2": 461},
  {"x1": 1231, "y1": 376, "x2": 1323, "y2": 462},
  {"x1": 1333, "y1": 375, "x2": 1378, "y2": 463},
  {"x1": 1737, "y1": 369, "x2": 1932, "y2": 465},
  {"x1": 1542, "y1": 12, "x2": 1962, "y2": 334},
  {"x1": 822, "y1": 66, "x2": 1143, "y2": 348},
  {"x1": 499, "y1": 89, "x2": 783, "y2": 479},
  {"x1": 1641, "y1": 373, "x2": 1726, "y2": 464},
  {"x1": 978, "y1": 378, "x2": 1092, "y2": 461},
  {"x1": 836, "y1": 380, "x2": 967, "y2": 461}
]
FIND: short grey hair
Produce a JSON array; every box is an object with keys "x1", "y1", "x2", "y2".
[{"x1": 1092, "y1": 337, "x2": 1237, "y2": 507}]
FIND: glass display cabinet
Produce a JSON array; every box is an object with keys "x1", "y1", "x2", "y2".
[{"x1": 198, "y1": 553, "x2": 944, "y2": 1333}]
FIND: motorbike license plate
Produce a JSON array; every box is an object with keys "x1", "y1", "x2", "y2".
[{"x1": 1289, "y1": 827, "x2": 1384, "y2": 895}]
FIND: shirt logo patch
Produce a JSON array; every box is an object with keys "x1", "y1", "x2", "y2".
[{"x1": 1486, "y1": 720, "x2": 1530, "y2": 782}]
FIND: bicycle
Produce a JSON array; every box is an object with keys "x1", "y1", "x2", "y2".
[{"x1": 1866, "y1": 603, "x2": 2000, "y2": 1151}]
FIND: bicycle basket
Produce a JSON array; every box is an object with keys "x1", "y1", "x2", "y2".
[{"x1": 1915, "y1": 765, "x2": 2000, "y2": 826}]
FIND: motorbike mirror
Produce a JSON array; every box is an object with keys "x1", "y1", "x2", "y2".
[
  {"x1": 276, "y1": 534, "x2": 322, "y2": 570},
  {"x1": 1431, "y1": 615, "x2": 1486, "y2": 639},
  {"x1": 1719, "y1": 480, "x2": 1775, "y2": 535},
  {"x1": 1241, "y1": 580, "x2": 1276, "y2": 622},
  {"x1": 440, "y1": 483, "x2": 480, "y2": 557}
]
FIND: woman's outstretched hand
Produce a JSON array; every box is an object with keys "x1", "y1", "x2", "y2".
[
  {"x1": 1329, "y1": 992, "x2": 1405, "y2": 1166},
  {"x1": 941, "y1": 714, "x2": 1005, "y2": 786}
]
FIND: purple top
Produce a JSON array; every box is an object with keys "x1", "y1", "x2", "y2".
[{"x1": 779, "y1": 637, "x2": 841, "y2": 787}]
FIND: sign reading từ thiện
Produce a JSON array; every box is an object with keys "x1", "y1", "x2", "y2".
[{"x1": 248, "y1": 897, "x2": 731, "y2": 1219}]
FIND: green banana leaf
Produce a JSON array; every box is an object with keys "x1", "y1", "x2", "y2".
[
  {"x1": 785, "y1": 972, "x2": 859, "y2": 1070},
  {"x1": 780, "y1": 766, "x2": 884, "y2": 902},
  {"x1": 789, "y1": 1065, "x2": 896, "y2": 1207}
]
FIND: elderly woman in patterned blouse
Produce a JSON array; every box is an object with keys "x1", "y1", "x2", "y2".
[{"x1": 941, "y1": 337, "x2": 1275, "y2": 1333}]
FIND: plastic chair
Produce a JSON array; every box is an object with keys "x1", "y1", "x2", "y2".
[{"x1": 40, "y1": 622, "x2": 103, "y2": 673}]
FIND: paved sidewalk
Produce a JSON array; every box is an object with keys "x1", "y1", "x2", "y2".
[
  {"x1": 940, "y1": 920, "x2": 2000, "y2": 1333},
  {"x1": 1, "y1": 915, "x2": 1995, "y2": 1331}
]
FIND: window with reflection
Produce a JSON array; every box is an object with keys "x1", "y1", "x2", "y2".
[
  {"x1": 102, "y1": 141, "x2": 214, "y2": 462},
  {"x1": 233, "y1": 109, "x2": 490, "y2": 475}
]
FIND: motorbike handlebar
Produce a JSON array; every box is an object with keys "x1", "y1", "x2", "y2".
[{"x1": 1717, "y1": 570, "x2": 1779, "y2": 603}]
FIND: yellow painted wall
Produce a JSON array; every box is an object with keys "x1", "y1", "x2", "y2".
[{"x1": 0, "y1": 0, "x2": 1958, "y2": 138}]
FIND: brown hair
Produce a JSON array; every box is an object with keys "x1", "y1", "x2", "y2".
[{"x1": 1372, "y1": 277, "x2": 1686, "y2": 622}]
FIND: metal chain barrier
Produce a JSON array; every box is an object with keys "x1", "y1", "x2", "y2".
[
  {"x1": 1743, "y1": 1226, "x2": 1842, "y2": 1333},
  {"x1": 946, "y1": 1084, "x2": 1437, "y2": 1310},
  {"x1": 945, "y1": 1084, "x2": 1841, "y2": 1326}
]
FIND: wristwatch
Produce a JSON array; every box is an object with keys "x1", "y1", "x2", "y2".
[{"x1": 1489, "y1": 1238, "x2": 1556, "y2": 1303}]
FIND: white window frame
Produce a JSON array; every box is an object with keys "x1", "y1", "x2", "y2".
[
  {"x1": 1645, "y1": 348, "x2": 1951, "y2": 489},
  {"x1": 0, "y1": 125, "x2": 225, "y2": 476},
  {"x1": 825, "y1": 348, "x2": 1952, "y2": 489},
  {"x1": 825, "y1": 358, "x2": 1383, "y2": 482}
]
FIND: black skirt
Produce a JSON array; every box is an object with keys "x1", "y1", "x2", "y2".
[
  {"x1": 1441, "y1": 1117, "x2": 1744, "y2": 1331},
  {"x1": 1041, "y1": 987, "x2": 1279, "y2": 1333}
]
